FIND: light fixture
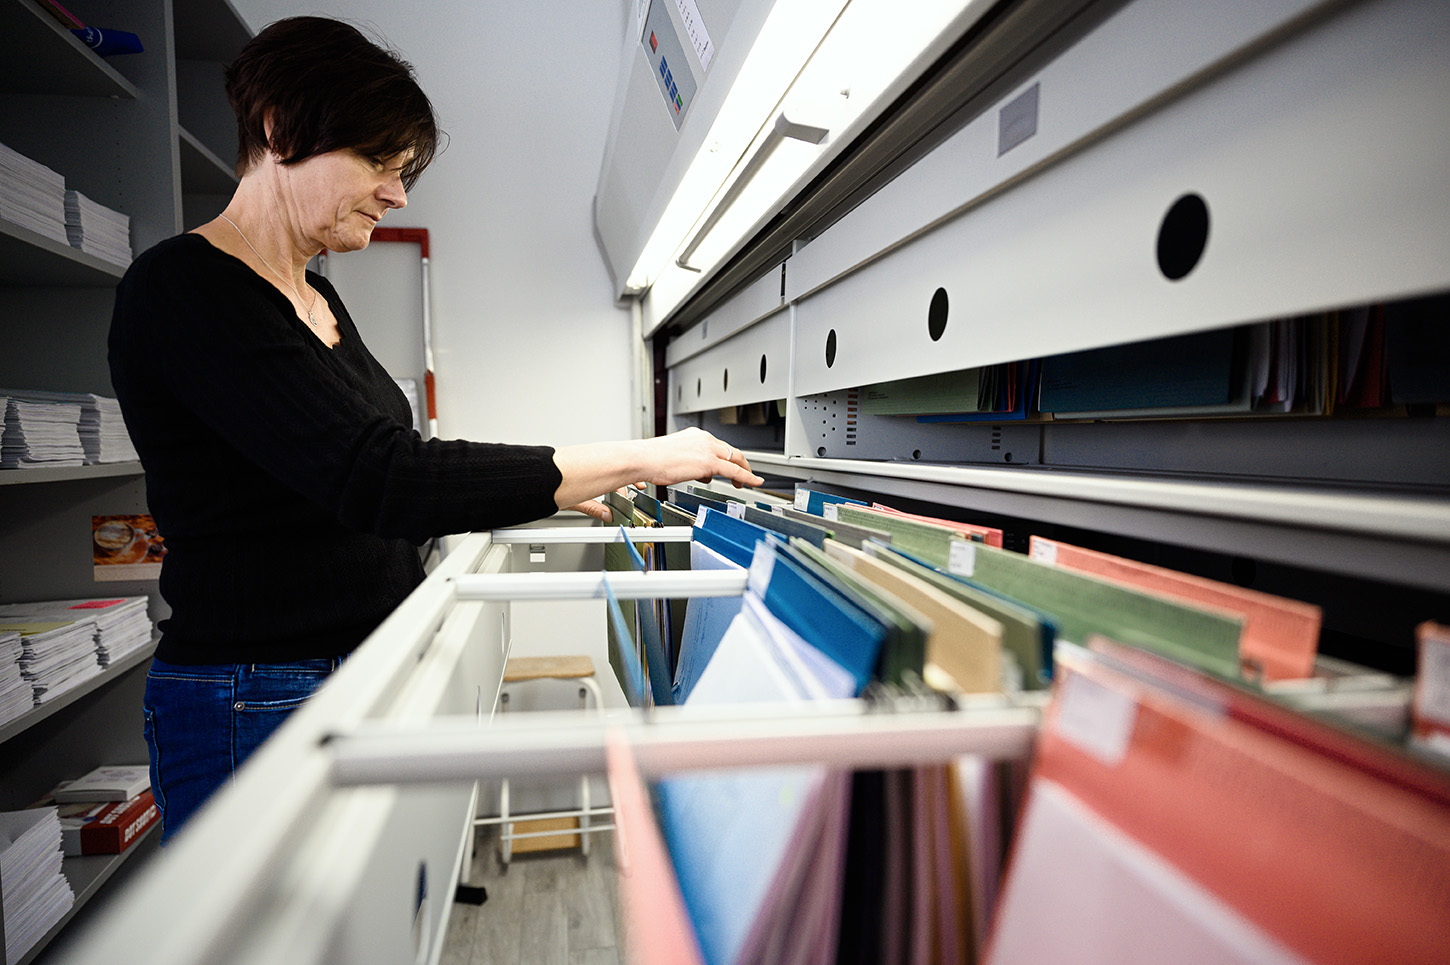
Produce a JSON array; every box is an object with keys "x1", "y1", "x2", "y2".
[{"x1": 628, "y1": 0, "x2": 993, "y2": 331}]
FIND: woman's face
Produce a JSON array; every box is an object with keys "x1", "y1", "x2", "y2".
[{"x1": 282, "y1": 148, "x2": 411, "y2": 253}]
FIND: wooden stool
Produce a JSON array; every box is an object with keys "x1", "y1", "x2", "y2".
[{"x1": 489, "y1": 655, "x2": 609, "y2": 864}]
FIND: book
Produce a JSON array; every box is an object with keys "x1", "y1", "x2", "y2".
[
  {"x1": 52, "y1": 764, "x2": 149, "y2": 803},
  {"x1": 37, "y1": 787, "x2": 158, "y2": 856}
]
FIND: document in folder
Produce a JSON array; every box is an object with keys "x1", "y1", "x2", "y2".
[
  {"x1": 988, "y1": 646, "x2": 1450, "y2": 965},
  {"x1": 823, "y1": 539, "x2": 1003, "y2": 694},
  {"x1": 1029, "y1": 535, "x2": 1322, "y2": 680}
]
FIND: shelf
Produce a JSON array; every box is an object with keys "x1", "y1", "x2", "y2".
[
  {"x1": 0, "y1": 640, "x2": 156, "y2": 747},
  {"x1": 178, "y1": 126, "x2": 237, "y2": 195},
  {"x1": 172, "y1": 0, "x2": 252, "y2": 61},
  {"x1": 0, "y1": 462, "x2": 143, "y2": 487},
  {"x1": 748, "y1": 452, "x2": 1450, "y2": 593},
  {"x1": 0, "y1": 220, "x2": 126, "y2": 287},
  {"x1": 15, "y1": 824, "x2": 160, "y2": 965},
  {"x1": 0, "y1": 1, "x2": 139, "y2": 98}
]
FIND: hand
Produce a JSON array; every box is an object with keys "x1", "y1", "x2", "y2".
[
  {"x1": 552, "y1": 429, "x2": 764, "y2": 513},
  {"x1": 566, "y1": 499, "x2": 613, "y2": 523},
  {"x1": 635, "y1": 427, "x2": 763, "y2": 490}
]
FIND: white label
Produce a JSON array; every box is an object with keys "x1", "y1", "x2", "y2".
[
  {"x1": 947, "y1": 540, "x2": 977, "y2": 578},
  {"x1": 1030, "y1": 539, "x2": 1058, "y2": 566},
  {"x1": 693, "y1": 507, "x2": 709, "y2": 529},
  {"x1": 1055, "y1": 673, "x2": 1137, "y2": 766},
  {"x1": 823, "y1": 503, "x2": 839, "y2": 522},
  {"x1": 726, "y1": 501, "x2": 745, "y2": 519},
  {"x1": 794, "y1": 489, "x2": 810, "y2": 511},
  {"x1": 1417, "y1": 634, "x2": 1450, "y2": 725},
  {"x1": 747, "y1": 541, "x2": 776, "y2": 596},
  {"x1": 672, "y1": 0, "x2": 714, "y2": 69},
  {"x1": 772, "y1": 505, "x2": 785, "y2": 516}
]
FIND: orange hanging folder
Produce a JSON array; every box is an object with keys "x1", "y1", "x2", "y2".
[{"x1": 990, "y1": 646, "x2": 1450, "y2": 965}]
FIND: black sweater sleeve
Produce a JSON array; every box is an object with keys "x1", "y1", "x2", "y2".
[{"x1": 111, "y1": 234, "x2": 562, "y2": 544}]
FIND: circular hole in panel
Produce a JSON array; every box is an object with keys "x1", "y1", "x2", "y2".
[
  {"x1": 928, "y1": 287, "x2": 949, "y2": 341},
  {"x1": 724, "y1": 369, "x2": 729, "y2": 391},
  {"x1": 760, "y1": 354, "x2": 768, "y2": 383},
  {"x1": 1004, "y1": 452, "x2": 1014, "y2": 463},
  {"x1": 817, "y1": 447, "x2": 827, "y2": 457},
  {"x1": 912, "y1": 450, "x2": 922, "y2": 460},
  {"x1": 826, "y1": 329, "x2": 838, "y2": 368},
  {"x1": 1157, "y1": 193, "x2": 1210, "y2": 281}
]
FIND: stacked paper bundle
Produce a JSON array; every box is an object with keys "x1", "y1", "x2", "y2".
[
  {"x1": 0, "y1": 392, "x2": 138, "y2": 467},
  {"x1": 66, "y1": 597, "x2": 153, "y2": 668},
  {"x1": 0, "y1": 809, "x2": 75, "y2": 965},
  {"x1": 64, "y1": 189, "x2": 131, "y2": 268},
  {"x1": 0, "y1": 632, "x2": 31, "y2": 729},
  {"x1": 0, "y1": 396, "x2": 85, "y2": 469},
  {"x1": 13, "y1": 621, "x2": 101, "y2": 706},
  {"x1": 78, "y1": 395, "x2": 138, "y2": 464},
  {"x1": 0, "y1": 142, "x2": 68, "y2": 246},
  {"x1": 0, "y1": 597, "x2": 152, "y2": 679}
]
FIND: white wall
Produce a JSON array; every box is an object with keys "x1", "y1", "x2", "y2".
[{"x1": 232, "y1": 0, "x2": 638, "y2": 448}]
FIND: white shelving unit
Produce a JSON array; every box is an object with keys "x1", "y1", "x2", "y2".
[{"x1": 0, "y1": 1, "x2": 252, "y2": 960}]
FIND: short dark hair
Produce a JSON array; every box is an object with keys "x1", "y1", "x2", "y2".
[{"x1": 225, "y1": 17, "x2": 440, "y2": 190}]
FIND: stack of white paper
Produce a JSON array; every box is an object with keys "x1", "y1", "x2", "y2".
[
  {"x1": 0, "y1": 809, "x2": 75, "y2": 965},
  {"x1": 0, "y1": 397, "x2": 85, "y2": 469},
  {"x1": 85, "y1": 395, "x2": 138, "y2": 464},
  {"x1": 0, "y1": 142, "x2": 68, "y2": 247},
  {"x1": 0, "y1": 632, "x2": 31, "y2": 729},
  {"x1": 0, "y1": 597, "x2": 152, "y2": 674},
  {"x1": 64, "y1": 190, "x2": 131, "y2": 267},
  {"x1": 66, "y1": 597, "x2": 152, "y2": 668},
  {"x1": 0, "y1": 392, "x2": 138, "y2": 467},
  {"x1": 0, "y1": 605, "x2": 101, "y2": 707}
]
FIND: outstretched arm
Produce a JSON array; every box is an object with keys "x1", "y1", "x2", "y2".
[{"x1": 552, "y1": 427, "x2": 762, "y2": 520}]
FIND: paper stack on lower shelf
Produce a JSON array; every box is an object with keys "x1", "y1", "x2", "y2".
[{"x1": 0, "y1": 809, "x2": 75, "y2": 965}]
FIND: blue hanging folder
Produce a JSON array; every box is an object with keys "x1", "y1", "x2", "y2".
[
  {"x1": 793, "y1": 488, "x2": 868, "y2": 517},
  {"x1": 602, "y1": 577, "x2": 647, "y2": 707},
  {"x1": 748, "y1": 542, "x2": 886, "y2": 695},
  {"x1": 692, "y1": 506, "x2": 774, "y2": 569},
  {"x1": 618, "y1": 527, "x2": 675, "y2": 707}
]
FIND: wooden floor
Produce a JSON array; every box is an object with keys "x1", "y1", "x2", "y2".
[{"x1": 441, "y1": 824, "x2": 621, "y2": 965}]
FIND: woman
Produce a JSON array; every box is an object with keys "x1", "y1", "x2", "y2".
[{"x1": 108, "y1": 16, "x2": 760, "y2": 841}]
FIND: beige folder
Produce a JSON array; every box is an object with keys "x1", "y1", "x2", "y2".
[{"x1": 824, "y1": 539, "x2": 1003, "y2": 694}]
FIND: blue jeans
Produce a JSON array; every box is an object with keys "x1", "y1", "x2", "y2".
[{"x1": 142, "y1": 656, "x2": 342, "y2": 843}]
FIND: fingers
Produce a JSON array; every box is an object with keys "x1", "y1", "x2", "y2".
[{"x1": 567, "y1": 499, "x2": 612, "y2": 523}]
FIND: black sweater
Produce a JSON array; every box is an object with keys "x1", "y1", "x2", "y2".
[{"x1": 110, "y1": 233, "x2": 563, "y2": 663}]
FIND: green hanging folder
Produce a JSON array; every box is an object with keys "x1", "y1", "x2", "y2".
[
  {"x1": 867, "y1": 543, "x2": 1051, "y2": 690},
  {"x1": 944, "y1": 537, "x2": 1244, "y2": 679},
  {"x1": 836, "y1": 505, "x2": 981, "y2": 568}
]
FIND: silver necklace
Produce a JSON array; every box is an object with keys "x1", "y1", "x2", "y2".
[{"x1": 219, "y1": 213, "x2": 320, "y2": 328}]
